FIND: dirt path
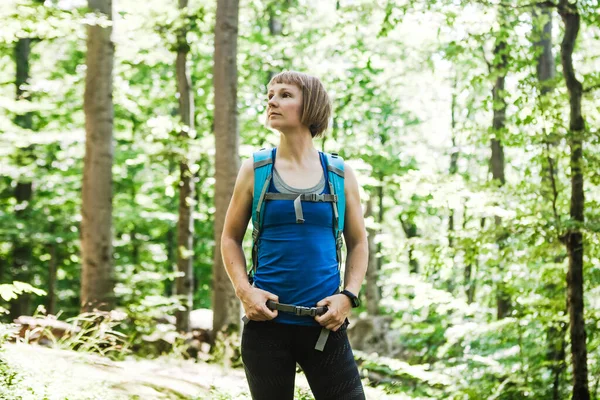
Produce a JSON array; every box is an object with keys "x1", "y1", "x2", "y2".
[{"x1": 1, "y1": 342, "x2": 409, "y2": 399}]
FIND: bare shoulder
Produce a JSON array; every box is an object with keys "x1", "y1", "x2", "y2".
[
  {"x1": 237, "y1": 157, "x2": 255, "y2": 196},
  {"x1": 343, "y1": 161, "x2": 359, "y2": 192},
  {"x1": 240, "y1": 157, "x2": 254, "y2": 177}
]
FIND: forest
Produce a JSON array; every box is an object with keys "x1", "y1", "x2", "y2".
[{"x1": 1, "y1": 0, "x2": 599, "y2": 399}]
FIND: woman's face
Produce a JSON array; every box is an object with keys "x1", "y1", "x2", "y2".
[{"x1": 266, "y1": 83, "x2": 303, "y2": 132}]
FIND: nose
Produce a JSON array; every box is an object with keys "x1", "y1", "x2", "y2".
[{"x1": 268, "y1": 96, "x2": 278, "y2": 108}]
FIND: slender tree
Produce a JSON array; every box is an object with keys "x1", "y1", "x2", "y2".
[
  {"x1": 558, "y1": 0, "x2": 590, "y2": 398},
  {"x1": 533, "y1": 5, "x2": 567, "y2": 399},
  {"x1": 266, "y1": 3, "x2": 282, "y2": 85},
  {"x1": 448, "y1": 75, "x2": 459, "y2": 250},
  {"x1": 489, "y1": 6, "x2": 510, "y2": 320},
  {"x1": 400, "y1": 213, "x2": 419, "y2": 274},
  {"x1": 10, "y1": 37, "x2": 34, "y2": 319},
  {"x1": 174, "y1": 0, "x2": 196, "y2": 333},
  {"x1": 365, "y1": 194, "x2": 380, "y2": 315},
  {"x1": 47, "y1": 242, "x2": 57, "y2": 315},
  {"x1": 80, "y1": 0, "x2": 115, "y2": 312},
  {"x1": 212, "y1": 0, "x2": 241, "y2": 334},
  {"x1": 462, "y1": 205, "x2": 481, "y2": 304}
]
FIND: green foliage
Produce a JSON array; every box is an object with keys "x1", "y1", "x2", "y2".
[
  {"x1": 16, "y1": 309, "x2": 130, "y2": 361},
  {"x1": 0, "y1": 282, "x2": 46, "y2": 314},
  {"x1": 1, "y1": 0, "x2": 600, "y2": 398},
  {"x1": 52, "y1": 311, "x2": 130, "y2": 359},
  {"x1": 208, "y1": 328, "x2": 243, "y2": 369},
  {"x1": 0, "y1": 361, "x2": 24, "y2": 400}
]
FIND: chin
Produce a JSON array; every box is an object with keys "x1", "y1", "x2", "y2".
[{"x1": 269, "y1": 122, "x2": 285, "y2": 130}]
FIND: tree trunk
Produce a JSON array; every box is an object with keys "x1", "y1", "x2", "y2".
[
  {"x1": 533, "y1": 6, "x2": 567, "y2": 400},
  {"x1": 266, "y1": 0, "x2": 287, "y2": 84},
  {"x1": 462, "y1": 205, "x2": 478, "y2": 304},
  {"x1": 400, "y1": 216, "x2": 419, "y2": 274},
  {"x1": 213, "y1": 0, "x2": 241, "y2": 334},
  {"x1": 535, "y1": 6, "x2": 555, "y2": 96},
  {"x1": 448, "y1": 75, "x2": 458, "y2": 249},
  {"x1": 130, "y1": 184, "x2": 140, "y2": 267},
  {"x1": 365, "y1": 194, "x2": 380, "y2": 315},
  {"x1": 491, "y1": 11, "x2": 510, "y2": 320},
  {"x1": 558, "y1": 1, "x2": 590, "y2": 398},
  {"x1": 80, "y1": 0, "x2": 115, "y2": 312},
  {"x1": 47, "y1": 242, "x2": 57, "y2": 315},
  {"x1": 446, "y1": 75, "x2": 460, "y2": 294},
  {"x1": 165, "y1": 160, "x2": 176, "y2": 298},
  {"x1": 131, "y1": 227, "x2": 139, "y2": 267},
  {"x1": 174, "y1": 0, "x2": 196, "y2": 333},
  {"x1": 10, "y1": 37, "x2": 34, "y2": 319},
  {"x1": 375, "y1": 179, "x2": 384, "y2": 303},
  {"x1": 268, "y1": 6, "x2": 283, "y2": 36},
  {"x1": 536, "y1": 4, "x2": 559, "y2": 205},
  {"x1": 11, "y1": 185, "x2": 32, "y2": 318}
]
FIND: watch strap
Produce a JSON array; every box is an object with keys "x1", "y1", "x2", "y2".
[{"x1": 341, "y1": 289, "x2": 359, "y2": 308}]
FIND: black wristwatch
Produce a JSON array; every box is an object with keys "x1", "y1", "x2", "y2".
[{"x1": 340, "y1": 290, "x2": 360, "y2": 308}]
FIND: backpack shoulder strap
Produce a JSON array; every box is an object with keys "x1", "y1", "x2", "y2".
[
  {"x1": 323, "y1": 152, "x2": 345, "y2": 274},
  {"x1": 252, "y1": 148, "x2": 274, "y2": 230},
  {"x1": 323, "y1": 152, "x2": 345, "y2": 234},
  {"x1": 249, "y1": 148, "x2": 274, "y2": 281}
]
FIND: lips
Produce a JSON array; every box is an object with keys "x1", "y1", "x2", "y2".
[{"x1": 269, "y1": 112, "x2": 281, "y2": 117}]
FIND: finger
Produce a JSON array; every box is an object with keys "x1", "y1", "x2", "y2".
[
  {"x1": 327, "y1": 321, "x2": 343, "y2": 331},
  {"x1": 262, "y1": 303, "x2": 277, "y2": 318},
  {"x1": 266, "y1": 309, "x2": 278, "y2": 319},
  {"x1": 315, "y1": 308, "x2": 332, "y2": 324},
  {"x1": 318, "y1": 315, "x2": 335, "y2": 328},
  {"x1": 258, "y1": 288, "x2": 278, "y2": 302}
]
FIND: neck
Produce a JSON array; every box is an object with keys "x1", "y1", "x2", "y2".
[{"x1": 277, "y1": 129, "x2": 318, "y2": 164}]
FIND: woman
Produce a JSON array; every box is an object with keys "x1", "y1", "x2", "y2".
[{"x1": 221, "y1": 71, "x2": 368, "y2": 400}]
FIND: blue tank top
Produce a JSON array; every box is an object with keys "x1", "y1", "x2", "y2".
[{"x1": 254, "y1": 148, "x2": 340, "y2": 326}]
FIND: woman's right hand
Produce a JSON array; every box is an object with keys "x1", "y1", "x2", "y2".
[{"x1": 239, "y1": 286, "x2": 279, "y2": 321}]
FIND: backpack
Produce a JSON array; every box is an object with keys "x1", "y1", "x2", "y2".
[{"x1": 248, "y1": 147, "x2": 346, "y2": 283}]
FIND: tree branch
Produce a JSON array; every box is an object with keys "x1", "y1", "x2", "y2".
[
  {"x1": 545, "y1": 139, "x2": 561, "y2": 234},
  {"x1": 583, "y1": 83, "x2": 600, "y2": 93},
  {"x1": 480, "y1": 46, "x2": 492, "y2": 73},
  {"x1": 514, "y1": 1, "x2": 558, "y2": 9},
  {"x1": 474, "y1": 0, "x2": 557, "y2": 9}
]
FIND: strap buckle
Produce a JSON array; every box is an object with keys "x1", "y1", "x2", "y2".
[
  {"x1": 295, "y1": 306, "x2": 316, "y2": 317},
  {"x1": 305, "y1": 194, "x2": 324, "y2": 202}
]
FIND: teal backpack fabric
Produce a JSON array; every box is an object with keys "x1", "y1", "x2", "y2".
[{"x1": 249, "y1": 148, "x2": 346, "y2": 285}]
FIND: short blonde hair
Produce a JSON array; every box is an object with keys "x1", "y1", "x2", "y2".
[{"x1": 268, "y1": 71, "x2": 332, "y2": 138}]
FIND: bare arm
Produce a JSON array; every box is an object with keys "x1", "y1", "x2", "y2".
[
  {"x1": 221, "y1": 158, "x2": 278, "y2": 321},
  {"x1": 340, "y1": 163, "x2": 369, "y2": 295},
  {"x1": 316, "y1": 163, "x2": 368, "y2": 331}
]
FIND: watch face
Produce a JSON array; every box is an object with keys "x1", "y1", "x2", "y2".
[{"x1": 352, "y1": 297, "x2": 360, "y2": 308}]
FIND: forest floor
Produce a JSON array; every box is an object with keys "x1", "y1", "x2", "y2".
[{"x1": 0, "y1": 342, "x2": 413, "y2": 400}]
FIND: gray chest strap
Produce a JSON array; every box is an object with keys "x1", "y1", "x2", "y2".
[{"x1": 262, "y1": 193, "x2": 338, "y2": 224}]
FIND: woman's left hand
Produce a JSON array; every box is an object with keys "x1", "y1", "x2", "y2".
[{"x1": 314, "y1": 294, "x2": 352, "y2": 331}]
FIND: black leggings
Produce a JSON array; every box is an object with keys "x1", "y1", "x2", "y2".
[{"x1": 241, "y1": 320, "x2": 365, "y2": 400}]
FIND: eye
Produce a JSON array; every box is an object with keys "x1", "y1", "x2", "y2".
[{"x1": 283, "y1": 93, "x2": 290, "y2": 97}]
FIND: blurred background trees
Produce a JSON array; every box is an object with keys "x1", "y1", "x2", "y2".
[{"x1": 1, "y1": 0, "x2": 599, "y2": 398}]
